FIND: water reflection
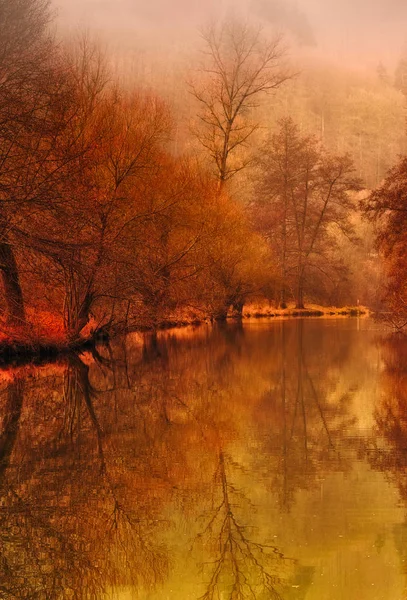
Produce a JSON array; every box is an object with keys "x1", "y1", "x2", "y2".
[
  {"x1": 0, "y1": 378, "x2": 24, "y2": 476},
  {"x1": 195, "y1": 449, "x2": 291, "y2": 600},
  {"x1": 0, "y1": 361, "x2": 170, "y2": 598},
  {"x1": 364, "y1": 336, "x2": 407, "y2": 497},
  {"x1": 0, "y1": 319, "x2": 406, "y2": 598},
  {"x1": 362, "y1": 335, "x2": 407, "y2": 590},
  {"x1": 253, "y1": 321, "x2": 356, "y2": 512}
]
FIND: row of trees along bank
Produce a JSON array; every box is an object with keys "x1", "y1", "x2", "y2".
[{"x1": 0, "y1": 0, "x2": 373, "y2": 347}]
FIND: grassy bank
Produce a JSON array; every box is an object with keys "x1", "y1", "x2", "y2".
[{"x1": 241, "y1": 302, "x2": 369, "y2": 319}]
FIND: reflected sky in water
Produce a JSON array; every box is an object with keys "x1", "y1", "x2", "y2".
[{"x1": 0, "y1": 318, "x2": 406, "y2": 599}]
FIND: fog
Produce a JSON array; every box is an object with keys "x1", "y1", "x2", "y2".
[{"x1": 54, "y1": 0, "x2": 407, "y2": 68}]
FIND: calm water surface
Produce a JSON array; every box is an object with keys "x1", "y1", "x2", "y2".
[{"x1": 1, "y1": 318, "x2": 407, "y2": 599}]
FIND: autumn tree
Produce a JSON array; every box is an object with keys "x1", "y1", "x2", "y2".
[
  {"x1": 55, "y1": 78, "x2": 172, "y2": 339},
  {"x1": 111, "y1": 157, "x2": 214, "y2": 330},
  {"x1": 0, "y1": 6, "x2": 112, "y2": 337},
  {"x1": 189, "y1": 20, "x2": 290, "y2": 186},
  {"x1": 0, "y1": 0, "x2": 55, "y2": 324},
  {"x1": 191, "y1": 187, "x2": 275, "y2": 320},
  {"x1": 253, "y1": 118, "x2": 360, "y2": 308},
  {"x1": 0, "y1": 28, "x2": 174, "y2": 340},
  {"x1": 363, "y1": 157, "x2": 407, "y2": 328}
]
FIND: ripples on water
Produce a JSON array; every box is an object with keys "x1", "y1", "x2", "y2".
[{"x1": 1, "y1": 318, "x2": 407, "y2": 599}]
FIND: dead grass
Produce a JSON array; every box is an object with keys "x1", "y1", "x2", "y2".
[{"x1": 242, "y1": 302, "x2": 369, "y2": 319}]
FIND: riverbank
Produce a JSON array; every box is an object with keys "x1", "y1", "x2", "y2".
[
  {"x1": 0, "y1": 310, "x2": 99, "y2": 365},
  {"x1": 242, "y1": 302, "x2": 368, "y2": 319},
  {"x1": 0, "y1": 337, "x2": 98, "y2": 365},
  {"x1": 0, "y1": 303, "x2": 368, "y2": 364}
]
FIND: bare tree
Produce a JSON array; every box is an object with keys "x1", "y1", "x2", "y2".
[
  {"x1": 189, "y1": 20, "x2": 291, "y2": 186},
  {"x1": 254, "y1": 118, "x2": 361, "y2": 309},
  {"x1": 0, "y1": 0, "x2": 53, "y2": 324}
]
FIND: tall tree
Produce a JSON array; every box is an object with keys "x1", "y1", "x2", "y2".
[
  {"x1": 254, "y1": 118, "x2": 360, "y2": 308},
  {"x1": 253, "y1": 118, "x2": 301, "y2": 307},
  {"x1": 189, "y1": 20, "x2": 291, "y2": 186},
  {"x1": 0, "y1": 0, "x2": 53, "y2": 324},
  {"x1": 363, "y1": 157, "x2": 407, "y2": 328}
]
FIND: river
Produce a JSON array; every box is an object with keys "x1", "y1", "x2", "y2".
[{"x1": 1, "y1": 317, "x2": 406, "y2": 599}]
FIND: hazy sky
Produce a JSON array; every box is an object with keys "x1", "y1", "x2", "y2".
[{"x1": 53, "y1": 0, "x2": 407, "y2": 69}]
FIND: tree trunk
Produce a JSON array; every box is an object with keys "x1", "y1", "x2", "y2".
[
  {"x1": 232, "y1": 301, "x2": 244, "y2": 318},
  {"x1": 295, "y1": 264, "x2": 305, "y2": 309},
  {"x1": 75, "y1": 291, "x2": 93, "y2": 335},
  {"x1": 214, "y1": 304, "x2": 229, "y2": 321},
  {"x1": 279, "y1": 289, "x2": 287, "y2": 309},
  {"x1": 280, "y1": 187, "x2": 288, "y2": 310},
  {"x1": 296, "y1": 293, "x2": 305, "y2": 310},
  {"x1": 296, "y1": 275, "x2": 305, "y2": 309},
  {"x1": 0, "y1": 240, "x2": 25, "y2": 325},
  {"x1": 67, "y1": 287, "x2": 94, "y2": 341}
]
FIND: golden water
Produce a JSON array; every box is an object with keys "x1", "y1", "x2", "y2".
[{"x1": 0, "y1": 319, "x2": 405, "y2": 599}]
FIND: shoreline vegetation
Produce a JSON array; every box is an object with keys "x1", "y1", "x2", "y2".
[
  {"x1": 241, "y1": 303, "x2": 368, "y2": 319},
  {"x1": 3, "y1": 1, "x2": 406, "y2": 358},
  {"x1": 0, "y1": 304, "x2": 368, "y2": 365}
]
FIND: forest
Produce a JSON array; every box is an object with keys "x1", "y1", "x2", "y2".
[
  {"x1": 1, "y1": 0, "x2": 407, "y2": 349},
  {"x1": 3, "y1": 3, "x2": 407, "y2": 597}
]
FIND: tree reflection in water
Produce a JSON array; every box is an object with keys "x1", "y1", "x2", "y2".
[
  {"x1": 196, "y1": 450, "x2": 291, "y2": 600},
  {"x1": 0, "y1": 321, "x2": 364, "y2": 599},
  {"x1": 0, "y1": 352, "x2": 170, "y2": 599},
  {"x1": 364, "y1": 336, "x2": 407, "y2": 489},
  {"x1": 0, "y1": 377, "x2": 24, "y2": 476},
  {"x1": 363, "y1": 335, "x2": 407, "y2": 581},
  {"x1": 254, "y1": 320, "x2": 356, "y2": 512}
]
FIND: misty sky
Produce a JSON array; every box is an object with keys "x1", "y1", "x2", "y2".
[{"x1": 54, "y1": 0, "x2": 407, "y2": 69}]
